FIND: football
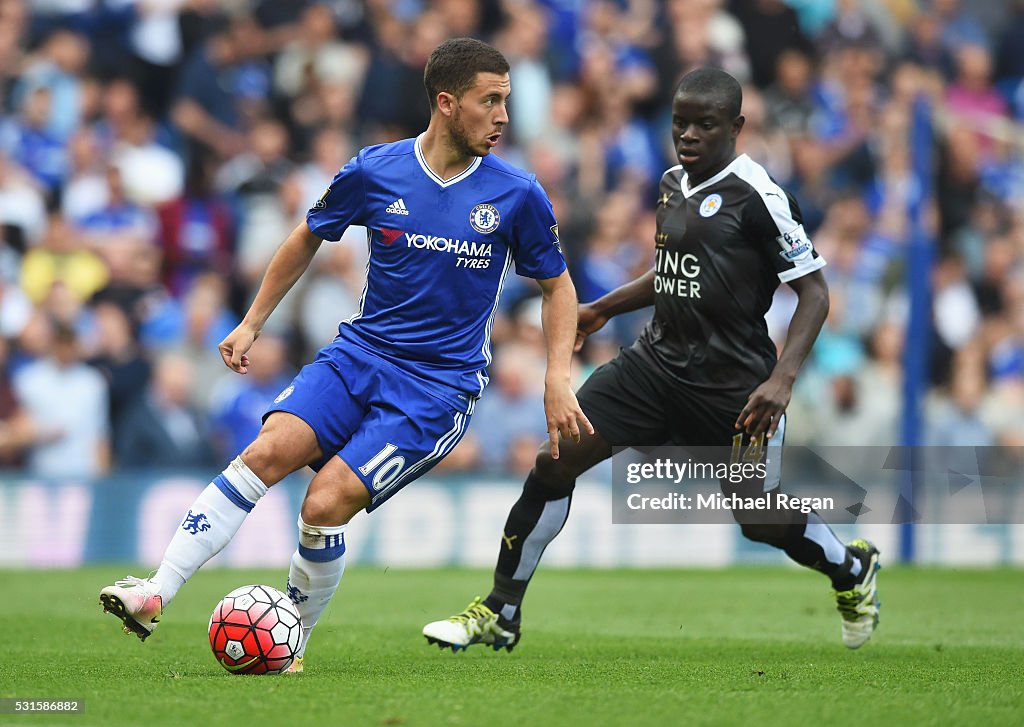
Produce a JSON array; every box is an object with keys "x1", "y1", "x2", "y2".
[{"x1": 208, "y1": 585, "x2": 302, "y2": 675}]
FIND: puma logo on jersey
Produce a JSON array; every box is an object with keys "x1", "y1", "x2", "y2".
[{"x1": 386, "y1": 198, "x2": 410, "y2": 215}]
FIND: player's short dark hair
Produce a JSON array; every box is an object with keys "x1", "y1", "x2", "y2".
[
  {"x1": 423, "y1": 37, "x2": 510, "y2": 110},
  {"x1": 675, "y1": 68, "x2": 743, "y2": 118}
]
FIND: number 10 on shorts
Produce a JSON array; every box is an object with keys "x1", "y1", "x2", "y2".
[{"x1": 359, "y1": 443, "x2": 407, "y2": 491}]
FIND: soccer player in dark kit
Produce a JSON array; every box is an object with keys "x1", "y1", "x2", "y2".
[{"x1": 424, "y1": 67, "x2": 881, "y2": 652}]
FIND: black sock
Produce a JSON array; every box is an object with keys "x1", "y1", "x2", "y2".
[
  {"x1": 828, "y1": 550, "x2": 866, "y2": 591},
  {"x1": 483, "y1": 470, "x2": 573, "y2": 622},
  {"x1": 777, "y1": 511, "x2": 860, "y2": 589}
]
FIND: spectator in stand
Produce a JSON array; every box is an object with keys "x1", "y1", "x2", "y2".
[
  {"x1": 816, "y1": 0, "x2": 886, "y2": 56},
  {"x1": 903, "y1": 9, "x2": 955, "y2": 78},
  {"x1": 109, "y1": 111, "x2": 184, "y2": 209},
  {"x1": 156, "y1": 272, "x2": 238, "y2": 410},
  {"x1": 216, "y1": 117, "x2": 296, "y2": 298},
  {"x1": 75, "y1": 163, "x2": 158, "y2": 254},
  {"x1": 20, "y1": 213, "x2": 108, "y2": 307},
  {"x1": 763, "y1": 49, "x2": 817, "y2": 138},
  {"x1": 114, "y1": 350, "x2": 216, "y2": 469},
  {"x1": 932, "y1": 0, "x2": 989, "y2": 56},
  {"x1": 123, "y1": 0, "x2": 189, "y2": 120},
  {"x1": 574, "y1": 187, "x2": 646, "y2": 304},
  {"x1": 156, "y1": 155, "x2": 234, "y2": 298},
  {"x1": 945, "y1": 43, "x2": 1009, "y2": 161},
  {"x1": 358, "y1": 10, "x2": 439, "y2": 140},
  {"x1": 171, "y1": 15, "x2": 266, "y2": 159},
  {"x1": 728, "y1": 0, "x2": 814, "y2": 89},
  {"x1": 61, "y1": 126, "x2": 107, "y2": 221},
  {"x1": 92, "y1": 78, "x2": 156, "y2": 156},
  {"x1": 13, "y1": 28, "x2": 89, "y2": 141},
  {"x1": 1, "y1": 85, "x2": 66, "y2": 199},
  {"x1": 13, "y1": 319, "x2": 110, "y2": 478},
  {"x1": 928, "y1": 350, "x2": 995, "y2": 446},
  {"x1": 273, "y1": 3, "x2": 367, "y2": 155},
  {"x1": 85, "y1": 300, "x2": 151, "y2": 437}
]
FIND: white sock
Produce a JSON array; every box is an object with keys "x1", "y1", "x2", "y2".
[
  {"x1": 285, "y1": 517, "x2": 347, "y2": 657},
  {"x1": 152, "y1": 457, "x2": 268, "y2": 605}
]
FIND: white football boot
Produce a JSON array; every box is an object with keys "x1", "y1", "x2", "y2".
[
  {"x1": 99, "y1": 576, "x2": 163, "y2": 641},
  {"x1": 834, "y1": 540, "x2": 881, "y2": 649},
  {"x1": 423, "y1": 597, "x2": 520, "y2": 652}
]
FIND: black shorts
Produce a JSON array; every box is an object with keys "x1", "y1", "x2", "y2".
[
  {"x1": 579, "y1": 347, "x2": 786, "y2": 497},
  {"x1": 577, "y1": 347, "x2": 759, "y2": 448}
]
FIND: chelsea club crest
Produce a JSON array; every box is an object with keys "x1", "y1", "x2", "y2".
[{"x1": 470, "y1": 203, "x2": 500, "y2": 234}]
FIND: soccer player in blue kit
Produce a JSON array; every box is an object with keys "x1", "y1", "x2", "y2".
[{"x1": 100, "y1": 38, "x2": 592, "y2": 671}]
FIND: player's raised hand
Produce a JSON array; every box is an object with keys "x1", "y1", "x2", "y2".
[
  {"x1": 574, "y1": 303, "x2": 609, "y2": 352},
  {"x1": 735, "y1": 374, "x2": 793, "y2": 439},
  {"x1": 218, "y1": 324, "x2": 260, "y2": 374},
  {"x1": 544, "y1": 384, "x2": 595, "y2": 459}
]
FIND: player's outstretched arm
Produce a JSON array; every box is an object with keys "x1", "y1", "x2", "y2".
[
  {"x1": 219, "y1": 222, "x2": 323, "y2": 374},
  {"x1": 537, "y1": 270, "x2": 595, "y2": 459},
  {"x1": 736, "y1": 270, "x2": 829, "y2": 438},
  {"x1": 574, "y1": 267, "x2": 656, "y2": 351}
]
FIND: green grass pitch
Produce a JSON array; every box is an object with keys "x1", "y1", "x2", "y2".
[{"x1": 2, "y1": 567, "x2": 1022, "y2": 726}]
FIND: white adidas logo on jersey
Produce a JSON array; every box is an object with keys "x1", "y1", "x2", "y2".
[{"x1": 386, "y1": 198, "x2": 410, "y2": 215}]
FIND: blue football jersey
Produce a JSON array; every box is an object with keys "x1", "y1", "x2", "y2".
[{"x1": 306, "y1": 136, "x2": 566, "y2": 404}]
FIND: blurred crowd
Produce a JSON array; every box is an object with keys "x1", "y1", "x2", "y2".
[{"x1": 0, "y1": 0, "x2": 1022, "y2": 480}]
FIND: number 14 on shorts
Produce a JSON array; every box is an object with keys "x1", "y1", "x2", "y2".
[{"x1": 730, "y1": 432, "x2": 765, "y2": 465}]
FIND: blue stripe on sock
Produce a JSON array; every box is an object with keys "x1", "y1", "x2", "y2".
[
  {"x1": 298, "y1": 534, "x2": 346, "y2": 562},
  {"x1": 213, "y1": 474, "x2": 255, "y2": 513}
]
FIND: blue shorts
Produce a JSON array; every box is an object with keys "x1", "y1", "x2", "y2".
[{"x1": 264, "y1": 339, "x2": 474, "y2": 512}]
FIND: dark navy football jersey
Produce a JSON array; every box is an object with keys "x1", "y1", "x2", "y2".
[
  {"x1": 634, "y1": 153, "x2": 826, "y2": 390},
  {"x1": 306, "y1": 136, "x2": 566, "y2": 401}
]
